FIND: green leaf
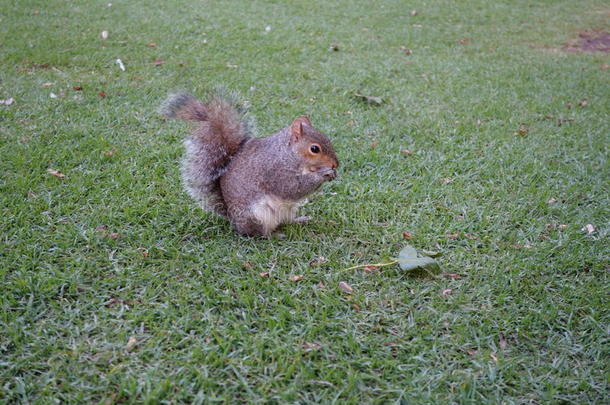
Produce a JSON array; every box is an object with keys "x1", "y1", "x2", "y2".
[{"x1": 398, "y1": 245, "x2": 441, "y2": 273}]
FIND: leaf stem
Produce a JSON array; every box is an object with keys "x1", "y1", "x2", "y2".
[{"x1": 342, "y1": 260, "x2": 398, "y2": 272}]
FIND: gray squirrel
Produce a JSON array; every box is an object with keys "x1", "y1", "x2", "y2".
[{"x1": 161, "y1": 93, "x2": 339, "y2": 236}]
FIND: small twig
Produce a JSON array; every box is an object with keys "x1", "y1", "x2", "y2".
[{"x1": 342, "y1": 260, "x2": 398, "y2": 272}]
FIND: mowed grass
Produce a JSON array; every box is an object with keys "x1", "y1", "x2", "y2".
[{"x1": 1, "y1": 0, "x2": 609, "y2": 403}]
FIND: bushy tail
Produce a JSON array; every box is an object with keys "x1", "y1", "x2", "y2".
[{"x1": 161, "y1": 92, "x2": 252, "y2": 216}]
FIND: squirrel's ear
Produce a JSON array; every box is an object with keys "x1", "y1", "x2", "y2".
[{"x1": 290, "y1": 116, "x2": 311, "y2": 142}]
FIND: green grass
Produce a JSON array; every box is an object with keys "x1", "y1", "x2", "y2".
[{"x1": 1, "y1": 0, "x2": 609, "y2": 403}]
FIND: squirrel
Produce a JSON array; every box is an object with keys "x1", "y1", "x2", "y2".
[{"x1": 161, "y1": 92, "x2": 339, "y2": 237}]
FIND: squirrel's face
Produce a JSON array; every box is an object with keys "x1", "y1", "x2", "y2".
[{"x1": 290, "y1": 116, "x2": 339, "y2": 180}]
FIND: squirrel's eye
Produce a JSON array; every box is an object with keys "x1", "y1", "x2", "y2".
[{"x1": 310, "y1": 145, "x2": 320, "y2": 154}]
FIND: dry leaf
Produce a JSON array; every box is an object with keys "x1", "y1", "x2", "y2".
[
  {"x1": 370, "y1": 141, "x2": 379, "y2": 149},
  {"x1": 102, "y1": 149, "x2": 116, "y2": 156},
  {"x1": 362, "y1": 265, "x2": 379, "y2": 274},
  {"x1": 0, "y1": 98, "x2": 15, "y2": 105},
  {"x1": 490, "y1": 353, "x2": 498, "y2": 363},
  {"x1": 547, "y1": 198, "x2": 557, "y2": 204},
  {"x1": 499, "y1": 333, "x2": 507, "y2": 349},
  {"x1": 578, "y1": 98, "x2": 588, "y2": 107},
  {"x1": 459, "y1": 37, "x2": 473, "y2": 45},
  {"x1": 309, "y1": 256, "x2": 328, "y2": 267},
  {"x1": 125, "y1": 336, "x2": 137, "y2": 351},
  {"x1": 400, "y1": 46, "x2": 413, "y2": 55},
  {"x1": 442, "y1": 273, "x2": 461, "y2": 280},
  {"x1": 402, "y1": 231, "x2": 413, "y2": 240},
  {"x1": 96, "y1": 225, "x2": 108, "y2": 234},
  {"x1": 400, "y1": 148, "x2": 412, "y2": 155},
  {"x1": 601, "y1": 64, "x2": 609, "y2": 70},
  {"x1": 42, "y1": 82, "x2": 54, "y2": 87},
  {"x1": 317, "y1": 281, "x2": 326, "y2": 289},
  {"x1": 518, "y1": 125, "x2": 529, "y2": 136},
  {"x1": 410, "y1": 10, "x2": 418, "y2": 16},
  {"x1": 467, "y1": 348, "x2": 477, "y2": 356},
  {"x1": 446, "y1": 233, "x2": 459, "y2": 240},
  {"x1": 558, "y1": 224, "x2": 567, "y2": 231},
  {"x1": 303, "y1": 342, "x2": 321, "y2": 351},
  {"x1": 153, "y1": 58, "x2": 165, "y2": 66},
  {"x1": 99, "y1": 91, "x2": 106, "y2": 98},
  {"x1": 146, "y1": 42, "x2": 157, "y2": 47},
  {"x1": 464, "y1": 233, "x2": 478, "y2": 240},
  {"x1": 338, "y1": 281, "x2": 353, "y2": 293},
  {"x1": 47, "y1": 169, "x2": 66, "y2": 178},
  {"x1": 582, "y1": 224, "x2": 595, "y2": 234},
  {"x1": 142, "y1": 250, "x2": 149, "y2": 258},
  {"x1": 259, "y1": 272, "x2": 270, "y2": 277},
  {"x1": 289, "y1": 274, "x2": 304, "y2": 282},
  {"x1": 329, "y1": 44, "x2": 339, "y2": 51},
  {"x1": 109, "y1": 232, "x2": 120, "y2": 239},
  {"x1": 440, "y1": 178, "x2": 453, "y2": 184},
  {"x1": 101, "y1": 30, "x2": 109, "y2": 39},
  {"x1": 73, "y1": 86, "x2": 83, "y2": 91}
]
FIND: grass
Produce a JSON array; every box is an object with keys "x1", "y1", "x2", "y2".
[{"x1": 1, "y1": 0, "x2": 609, "y2": 403}]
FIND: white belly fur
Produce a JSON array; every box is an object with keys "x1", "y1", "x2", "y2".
[{"x1": 251, "y1": 195, "x2": 304, "y2": 234}]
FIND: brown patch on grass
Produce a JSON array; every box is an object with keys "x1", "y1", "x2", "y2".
[{"x1": 564, "y1": 29, "x2": 610, "y2": 53}]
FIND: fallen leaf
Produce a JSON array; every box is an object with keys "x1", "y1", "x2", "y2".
[
  {"x1": 152, "y1": 58, "x2": 165, "y2": 66},
  {"x1": 459, "y1": 37, "x2": 473, "y2": 45},
  {"x1": 47, "y1": 169, "x2": 66, "y2": 178},
  {"x1": 370, "y1": 141, "x2": 379, "y2": 149},
  {"x1": 49, "y1": 92, "x2": 58, "y2": 99},
  {"x1": 146, "y1": 42, "x2": 157, "y2": 47},
  {"x1": 73, "y1": 86, "x2": 83, "y2": 91},
  {"x1": 338, "y1": 281, "x2": 353, "y2": 293},
  {"x1": 329, "y1": 44, "x2": 339, "y2": 51},
  {"x1": 601, "y1": 64, "x2": 609, "y2": 70},
  {"x1": 310, "y1": 380, "x2": 333, "y2": 387},
  {"x1": 400, "y1": 148, "x2": 412, "y2": 155},
  {"x1": 464, "y1": 233, "x2": 478, "y2": 240},
  {"x1": 397, "y1": 245, "x2": 441, "y2": 273},
  {"x1": 362, "y1": 265, "x2": 379, "y2": 274},
  {"x1": 511, "y1": 244, "x2": 533, "y2": 249},
  {"x1": 490, "y1": 353, "x2": 498, "y2": 363},
  {"x1": 565, "y1": 103, "x2": 573, "y2": 109},
  {"x1": 455, "y1": 214, "x2": 465, "y2": 221},
  {"x1": 547, "y1": 198, "x2": 557, "y2": 204},
  {"x1": 42, "y1": 82, "x2": 54, "y2": 87},
  {"x1": 400, "y1": 46, "x2": 413, "y2": 55},
  {"x1": 259, "y1": 272, "x2": 270, "y2": 277},
  {"x1": 578, "y1": 98, "x2": 588, "y2": 107},
  {"x1": 142, "y1": 250, "x2": 149, "y2": 258},
  {"x1": 352, "y1": 303, "x2": 361, "y2": 311},
  {"x1": 0, "y1": 98, "x2": 15, "y2": 105},
  {"x1": 402, "y1": 231, "x2": 413, "y2": 240},
  {"x1": 354, "y1": 93, "x2": 383, "y2": 105},
  {"x1": 309, "y1": 256, "x2": 328, "y2": 267},
  {"x1": 303, "y1": 342, "x2": 321, "y2": 351},
  {"x1": 440, "y1": 178, "x2": 453, "y2": 184},
  {"x1": 125, "y1": 336, "x2": 137, "y2": 351},
  {"x1": 317, "y1": 281, "x2": 326, "y2": 289},
  {"x1": 289, "y1": 274, "x2": 304, "y2": 282},
  {"x1": 582, "y1": 224, "x2": 595, "y2": 234},
  {"x1": 499, "y1": 333, "x2": 507, "y2": 349},
  {"x1": 410, "y1": 10, "x2": 418, "y2": 16},
  {"x1": 102, "y1": 149, "x2": 116, "y2": 156},
  {"x1": 101, "y1": 30, "x2": 109, "y2": 39},
  {"x1": 558, "y1": 224, "x2": 567, "y2": 231},
  {"x1": 467, "y1": 348, "x2": 477, "y2": 356},
  {"x1": 517, "y1": 125, "x2": 529, "y2": 136},
  {"x1": 96, "y1": 225, "x2": 108, "y2": 234},
  {"x1": 99, "y1": 91, "x2": 106, "y2": 98},
  {"x1": 442, "y1": 288, "x2": 452, "y2": 296},
  {"x1": 446, "y1": 233, "x2": 459, "y2": 240},
  {"x1": 383, "y1": 342, "x2": 399, "y2": 347},
  {"x1": 226, "y1": 63, "x2": 238, "y2": 68},
  {"x1": 109, "y1": 232, "x2": 120, "y2": 239},
  {"x1": 442, "y1": 273, "x2": 461, "y2": 280}
]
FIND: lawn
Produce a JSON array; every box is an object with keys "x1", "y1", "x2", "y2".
[{"x1": 1, "y1": 0, "x2": 609, "y2": 403}]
